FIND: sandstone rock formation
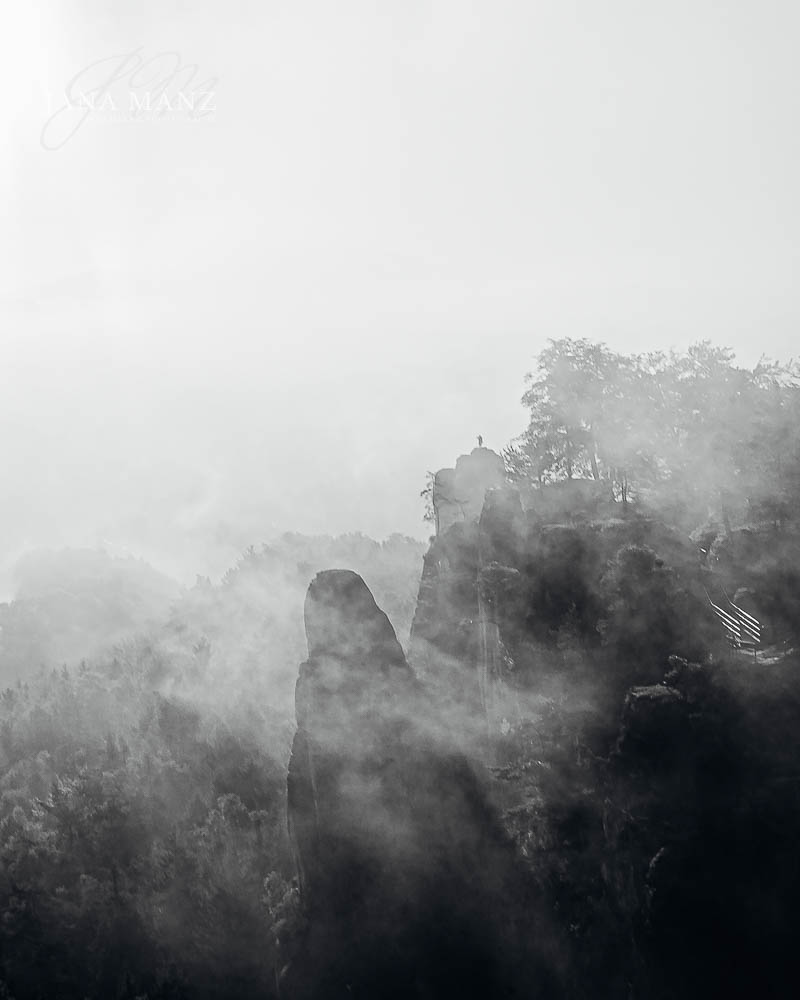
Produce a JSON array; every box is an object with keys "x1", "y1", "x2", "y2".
[
  {"x1": 432, "y1": 446, "x2": 506, "y2": 535},
  {"x1": 287, "y1": 569, "x2": 418, "y2": 906},
  {"x1": 410, "y1": 485, "x2": 526, "y2": 740},
  {"x1": 411, "y1": 460, "x2": 715, "y2": 743},
  {"x1": 285, "y1": 570, "x2": 560, "y2": 999}
]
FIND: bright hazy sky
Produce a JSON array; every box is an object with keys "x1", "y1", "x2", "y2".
[{"x1": 2, "y1": 1, "x2": 799, "y2": 591}]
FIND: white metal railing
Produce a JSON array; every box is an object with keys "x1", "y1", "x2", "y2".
[{"x1": 707, "y1": 589, "x2": 762, "y2": 651}]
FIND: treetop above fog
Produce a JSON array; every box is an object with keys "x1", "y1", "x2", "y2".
[{"x1": 506, "y1": 338, "x2": 800, "y2": 526}]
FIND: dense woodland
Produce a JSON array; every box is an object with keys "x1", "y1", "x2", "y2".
[
  {"x1": 0, "y1": 535, "x2": 423, "y2": 999},
  {"x1": 1, "y1": 339, "x2": 800, "y2": 998}
]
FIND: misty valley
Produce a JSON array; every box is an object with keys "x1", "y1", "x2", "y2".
[{"x1": 2, "y1": 340, "x2": 800, "y2": 999}]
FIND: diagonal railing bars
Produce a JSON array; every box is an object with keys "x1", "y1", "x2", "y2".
[{"x1": 706, "y1": 588, "x2": 762, "y2": 656}]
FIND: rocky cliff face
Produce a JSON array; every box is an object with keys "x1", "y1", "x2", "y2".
[
  {"x1": 409, "y1": 484, "x2": 529, "y2": 742},
  {"x1": 408, "y1": 464, "x2": 800, "y2": 998},
  {"x1": 285, "y1": 569, "x2": 561, "y2": 999},
  {"x1": 282, "y1": 456, "x2": 800, "y2": 998},
  {"x1": 411, "y1": 472, "x2": 714, "y2": 738},
  {"x1": 432, "y1": 446, "x2": 506, "y2": 535},
  {"x1": 286, "y1": 570, "x2": 417, "y2": 905},
  {"x1": 601, "y1": 661, "x2": 800, "y2": 999}
]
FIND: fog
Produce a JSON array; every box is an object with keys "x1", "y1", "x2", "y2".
[
  {"x1": 3, "y1": 0, "x2": 800, "y2": 596},
  {"x1": 4, "y1": 5, "x2": 800, "y2": 997}
]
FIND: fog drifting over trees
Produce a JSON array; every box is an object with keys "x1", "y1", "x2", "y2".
[{"x1": 4, "y1": 4, "x2": 800, "y2": 997}]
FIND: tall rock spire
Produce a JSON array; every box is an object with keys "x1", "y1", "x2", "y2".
[{"x1": 284, "y1": 570, "x2": 558, "y2": 998}]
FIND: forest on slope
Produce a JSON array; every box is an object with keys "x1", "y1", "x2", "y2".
[
  {"x1": 1, "y1": 338, "x2": 800, "y2": 998},
  {"x1": 0, "y1": 534, "x2": 423, "y2": 999}
]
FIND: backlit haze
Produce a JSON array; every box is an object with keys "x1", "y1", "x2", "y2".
[{"x1": 2, "y1": 0, "x2": 799, "y2": 596}]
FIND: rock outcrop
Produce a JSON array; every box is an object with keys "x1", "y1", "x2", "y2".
[
  {"x1": 432, "y1": 446, "x2": 506, "y2": 535},
  {"x1": 285, "y1": 570, "x2": 560, "y2": 999},
  {"x1": 287, "y1": 569, "x2": 418, "y2": 906},
  {"x1": 410, "y1": 485, "x2": 527, "y2": 741},
  {"x1": 411, "y1": 466, "x2": 715, "y2": 742},
  {"x1": 282, "y1": 486, "x2": 800, "y2": 999}
]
